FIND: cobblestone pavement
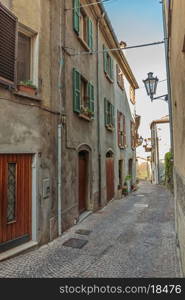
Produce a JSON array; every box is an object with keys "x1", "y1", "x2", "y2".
[{"x1": 0, "y1": 182, "x2": 181, "y2": 278}]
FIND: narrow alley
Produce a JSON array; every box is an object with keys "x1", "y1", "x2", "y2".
[{"x1": 0, "y1": 182, "x2": 181, "y2": 278}]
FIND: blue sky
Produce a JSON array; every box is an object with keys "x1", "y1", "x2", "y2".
[{"x1": 105, "y1": 0, "x2": 169, "y2": 158}]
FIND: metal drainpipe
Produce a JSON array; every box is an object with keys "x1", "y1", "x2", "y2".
[
  {"x1": 97, "y1": 13, "x2": 105, "y2": 207},
  {"x1": 58, "y1": 124, "x2": 62, "y2": 236},
  {"x1": 161, "y1": 0, "x2": 174, "y2": 155}
]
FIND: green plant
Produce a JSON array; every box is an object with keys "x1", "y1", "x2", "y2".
[
  {"x1": 18, "y1": 80, "x2": 37, "y2": 89},
  {"x1": 125, "y1": 175, "x2": 132, "y2": 181},
  {"x1": 165, "y1": 151, "x2": 173, "y2": 192}
]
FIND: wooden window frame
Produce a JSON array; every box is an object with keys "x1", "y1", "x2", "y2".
[
  {"x1": 17, "y1": 23, "x2": 38, "y2": 88},
  {"x1": 105, "y1": 98, "x2": 115, "y2": 131}
]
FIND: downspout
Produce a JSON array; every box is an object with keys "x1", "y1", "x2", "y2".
[
  {"x1": 161, "y1": 0, "x2": 174, "y2": 155},
  {"x1": 58, "y1": 124, "x2": 62, "y2": 236},
  {"x1": 97, "y1": 12, "x2": 105, "y2": 207}
]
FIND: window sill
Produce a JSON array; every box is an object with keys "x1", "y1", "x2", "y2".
[
  {"x1": 119, "y1": 145, "x2": 127, "y2": 149},
  {"x1": 77, "y1": 36, "x2": 92, "y2": 53},
  {"x1": 106, "y1": 124, "x2": 114, "y2": 132},
  {"x1": 14, "y1": 91, "x2": 42, "y2": 101},
  {"x1": 105, "y1": 72, "x2": 114, "y2": 84},
  {"x1": 79, "y1": 113, "x2": 93, "y2": 122}
]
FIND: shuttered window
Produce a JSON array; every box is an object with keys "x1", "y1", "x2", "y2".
[
  {"x1": 17, "y1": 32, "x2": 31, "y2": 83},
  {"x1": 104, "y1": 98, "x2": 115, "y2": 129},
  {"x1": 117, "y1": 111, "x2": 126, "y2": 148},
  {"x1": 73, "y1": 68, "x2": 81, "y2": 113},
  {"x1": 87, "y1": 82, "x2": 94, "y2": 114},
  {"x1": 73, "y1": 0, "x2": 80, "y2": 34},
  {"x1": 0, "y1": 3, "x2": 17, "y2": 86},
  {"x1": 116, "y1": 64, "x2": 124, "y2": 90},
  {"x1": 73, "y1": 68, "x2": 95, "y2": 118},
  {"x1": 103, "y1": 45, "x2": 114, "y2": 82},
  {"x1": 131, "y1": 121, "x2": 135, "y2": 149},
  {"x1": 87, "y1": 18, "x2": 93, "y2": 50}
]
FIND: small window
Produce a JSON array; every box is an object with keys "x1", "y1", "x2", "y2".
[
  {"x1": 17, "y1": 32, "x2": 31, "y2": 83},
  {"x1": 103, "y1": 45, "x2": 114, "y2": 81},
  {"x1": 7, "y1": 163, "x2": 17, "y2": 223},
  {"x1": 130, "y1": 86, "x2": 136, "y2": 104},
  {"x1": 17, "y1": 24, "x2": 38, "y2": 89},
  {"x1": 116, "y1": 64, "x2": 124, "y2": 90},
  {"x1": 104, "y1": 98, "x2": 115, "y2": 130},
  {"x1": 73, "y1": 68, "x2": 94, "y2": 119},
  {"x1": 118, "y1": 111, "x2": 126, "y2": 147}
]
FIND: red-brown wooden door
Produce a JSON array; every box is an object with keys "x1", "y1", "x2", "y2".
[
  {"x1": 78, "y1": 151, "x2": 88, "y2": 214},
  {"x1": 106, "y1": 157, "x2": 114, "y2": 202},
  {"x1": 0, "y1": 154, "x2": 32, "y2": 252}
]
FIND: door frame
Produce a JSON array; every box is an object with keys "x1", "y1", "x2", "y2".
[
  {"x1": 106, "y1": 150, "x2": 115, "y2": 202},
  {"x1": 0, "y1": 152, "x2": 39, "y2": 248}
]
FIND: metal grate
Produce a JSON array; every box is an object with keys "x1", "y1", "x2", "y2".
[
  {"x1": 62, "y1": 238, "x2": 88, "y2": 249},
  {"x1": 7, "y1": 163, "x2": 16, "y2": 223}
]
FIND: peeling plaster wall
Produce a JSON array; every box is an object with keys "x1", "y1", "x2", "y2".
[{"x1": 0, "y1": 0, "x2": 60, "y2": 245}]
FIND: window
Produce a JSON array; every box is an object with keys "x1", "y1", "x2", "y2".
[
  {"x1": 116, "y1": 64, "x2": 124, "y2": 90},
  {"x1": 73, "y1": 0, "x2": 93, "y2": 50},
  {"x1": 17, "y1": 32, "x2": 31, "y2": 83},
  {"x1": 103, "y1": 45, "x2": 114, "y2": 81},
  {"x1": 17, "y1": 25, "x2": 38, "y2": 87},
  {"x1": 0, "y1": 3, "x2": 17, "y2": 86},
  {"x1": 73, "y1": 68, "x2": 94, "y2": 119},
  {"x1": 7, "y1": 163, "x2": 17, "y2": 223},
  {"x1": 131, "y1": 121, "x2": 136, "y2": 149},
  {"x1": 117, "y1": 111, "x2": 126, "y2": 148},
  {"x1": 104, "y1": 98, "x2": 115, "y2": 130},
  {"x1": 130, "y1": 86, "x2": 136, "y2": 104}
]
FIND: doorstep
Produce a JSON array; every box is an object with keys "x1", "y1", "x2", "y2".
[
  {"x1": 78, "y1": 211, "x2": 92, "y2": 224},
  {"x1": 0, "y1": 241, "x2": 38, "y2": 262}
]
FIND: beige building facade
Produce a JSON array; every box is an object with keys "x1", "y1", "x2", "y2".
[{"x1": 164, "y1": 0, "x2": 185, "y2": 274}]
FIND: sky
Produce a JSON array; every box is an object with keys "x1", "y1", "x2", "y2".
[{"x1": 104, "y1": 0, "x2": 169, "y2": 158}]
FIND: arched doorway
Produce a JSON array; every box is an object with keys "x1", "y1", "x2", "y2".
[
  {"x1": 106, "y1": 151, "x2": 114, "y2": 202},
  {"x1": 78, "y1": 150, "x2": 89, "y2": 214},
  {"x1": 129, "y1": 158, "x2": 133, "y2": 183}
]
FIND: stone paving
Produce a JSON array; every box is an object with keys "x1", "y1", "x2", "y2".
[{"x1": 0, "y1": 182, "x2": 181, "y2": 278}]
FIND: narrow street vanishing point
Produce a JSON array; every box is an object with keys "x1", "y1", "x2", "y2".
[{"x1": 0, "y1": 182, "x2": 181, "y2": 278}]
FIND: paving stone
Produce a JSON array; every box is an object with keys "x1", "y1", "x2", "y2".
[{"x1": 0, "y1": 182, "x2": 181, "y2": 278}]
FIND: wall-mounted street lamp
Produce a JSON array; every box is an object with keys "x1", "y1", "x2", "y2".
[{"x1": 143, "y1": 72, "x2": 168, "y2": 102}]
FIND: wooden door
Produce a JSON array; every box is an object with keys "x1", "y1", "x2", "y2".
[
  {"x1": 106, "y1": 157, "x2": 114, "y2": 202},
  {"x1": 79, "y1": 152, "x2": 88, "y2": 214},
  {"x1": 0, "y1": 154, "x2": 32, "y2": 252}
]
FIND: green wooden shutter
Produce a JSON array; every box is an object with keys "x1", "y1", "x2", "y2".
[
  {"x1": 73, "y1": 0, "x2": 80, "y2": 34},
  {"x1": 103, "y1": 45, "x2": 107, "y2": 73},
  {"x1": 87, "y1": 18, "x2": 93, "y2": 50},
  {"x1": 111, "y1": 104, "x2": 115, "y2": 126},
  {"x1": 87, "y1": 82, "x2": 95, "y2": 114},
  {"x1": 110, "y1": 57, "x2": 114, "y2": 80},
  {"x1": 104, "y1": 98, "x2": 108, "y2": 125},
  {"x1": 73, "y1": 68, "x2": 81, "y2": 113}
]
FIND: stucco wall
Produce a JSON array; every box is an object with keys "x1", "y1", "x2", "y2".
[
  {"x1": 168, "y1": 0, "x2": 185, "y2": 275},
  {"x1": 0, "y1": 0, "x2": 60, "y2": 245}
]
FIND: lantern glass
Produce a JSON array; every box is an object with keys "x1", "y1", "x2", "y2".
[{"x1": 143, "y1": 72, "x2": 159, "y2": 99}]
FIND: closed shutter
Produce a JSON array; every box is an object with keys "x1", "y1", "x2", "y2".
[
  {"x1": 103, "y1": 45, "x2": 107, "y2": 74},
  {"x1": 73, "y1": 68, "x2": 81, "y2": 113},
  {"x1": 123, "y1": 114, "x2": 126, "y2": 146},
  {"x1": 117, "y1": 111, "x2": 121, "y2": 146},
  {"x1": 111, "y1": 104, "x2": 115, "y2": 126},
  {"x1": 104, "y1": 98, "x2": 108, "y2": 125},
  {"x1": 87, "y1": 18, "x2": 93, "y2": 50},
  {"x1": 110, "y1": 57, "x2": 114, "y2": 80},
  {"x1": 88, "y1": 82, "x2": 94, "y2": 114},
  {"x1": 73, "y1": 0, "x2": 80, "y2": 34},
  {"x1": 0, "y1": 3, "x2": 17, "y2": 86}
]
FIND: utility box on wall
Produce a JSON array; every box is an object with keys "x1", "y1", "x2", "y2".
[{"x1": 43, "y1": 178, "x2": 50, "y2": 199}]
